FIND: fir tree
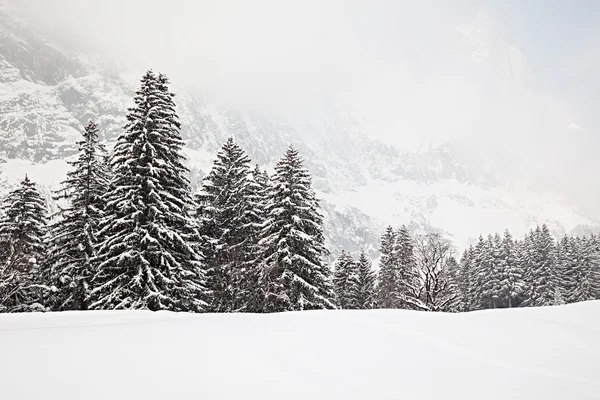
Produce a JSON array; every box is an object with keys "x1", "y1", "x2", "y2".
[
  {"x1": 355, "y1": 250, "x2": 376, "y2": 309},
  {"x1": 529, "y1": 225, "x2": 558, "y2": 306},
  {"x1": 235, "y1": 164, "x2": 270, "y2": 312},
  {"x1": 498, "y1": 230, "x2": 524, "y2": 308},
  {"x1": 90, "y1": 71, "x2": 206, "y2": 312},
  {"x1": 394, "y1": 225, "x2": 421, "y2": 309},
  {"x1": 196, "y1": 138, "x2": 255, "y2": 312},
  {"x1": 457, "y1": 248, "x2": 471, "y2": 311},
  {"x1": 481, "y1": 234, "x2": 502, "y2": 308},
  {"x1": 376, "y1": 226, "x2": 397, "y2": 309},
  {"x1": 0, "y1": 176, "x2": 48, "y2": 312},
  {"x1": 47, "y1": 121, "x2": 109, "y2": 310},
  {"x1": 259, "y1": 146, "x2": 335, "y2": 312},
  {"x1": 468, "y1": 235, "x2": 487, "y2": 310},
  {"x1": 333, "y1": 250, "x2": 359, "y2": 309}
]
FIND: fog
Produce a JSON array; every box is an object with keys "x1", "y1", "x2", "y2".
[{"x1": 7, "y1": 0, "x2": 600, "y2": 217}]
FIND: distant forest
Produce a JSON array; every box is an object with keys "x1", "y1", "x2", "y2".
[{"x1": 0, "y1": 71, "x2": 598, "y2": 313}]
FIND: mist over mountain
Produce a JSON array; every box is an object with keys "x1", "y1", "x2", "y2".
[{"x1": 0, "y1": 0, "x2": 598, "y2": 258}]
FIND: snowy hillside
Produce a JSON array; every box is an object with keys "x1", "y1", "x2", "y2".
[
  {"x1": 0, "y1": 5, "x2": 598, "y2": 256},
  {"x1": 1, "y1": 302, "x2": 599, "y2": 399}
]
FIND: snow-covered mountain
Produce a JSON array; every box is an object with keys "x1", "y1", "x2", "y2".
[{"x1": 0, "y1": 6, "x2": 597, "y2": 259}]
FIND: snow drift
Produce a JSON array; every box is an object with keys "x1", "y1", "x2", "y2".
[{"x1": 1, "y1": 302, "x2": 599, "y2": 399}]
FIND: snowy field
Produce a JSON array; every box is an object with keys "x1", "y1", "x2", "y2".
[{"x1": 1, "y1": 302, "x2": 599, "y2": 400}]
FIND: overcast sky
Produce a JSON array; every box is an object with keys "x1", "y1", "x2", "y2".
[
  {"x1": 10, "y1": 0, "x2": 599, "y2": 133},
  {"x1": 6, "y1": 0, "x2": 600, "y2": 213}
]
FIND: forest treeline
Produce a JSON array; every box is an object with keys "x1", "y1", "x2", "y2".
[
  {"x1": 0, "y1": 70, "x2": 597, "y2": 313},
  {"x1": 335, "y1": 224, "x2": 600, "y2": 312}
]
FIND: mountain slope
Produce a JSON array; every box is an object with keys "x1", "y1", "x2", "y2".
[{"x1": 0, "y1": 7, "x2": 597, "y2": 257}]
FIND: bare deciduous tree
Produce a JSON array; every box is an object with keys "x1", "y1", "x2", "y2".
[{"x1": 413, "y1": 232, "x2": 457, "y2": 311}]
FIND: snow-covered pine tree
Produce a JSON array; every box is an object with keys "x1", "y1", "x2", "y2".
[
  {"x1": 376, "y1": 226, "x2": 397, "y2": 309},
  {"x1": 355, "y1": 250, "x2": 376, "y2": 309},
  {"x1": 90, "y1": 71, "x2": 207, "y2": 312},
  {"x1": 557, "y1": 235, "x2": 578, "y2": 303},
  {"x1": 457, "y1": 247, "x2": 473, "y2": 311},
  {"x1": 468, "y1": 235, "x2": 487, "y2": 310},
  {"x1": 481, "y1": 234, "x2": 502, "y2": 308},
  {"x1": 529, "y1": 224, "x2": 558, "y2": 306},
  {"x1": 234, "y1": 164, "x2": 270, "y2": 312},
  {"x1": 568, "y1": 236, "x2": 600, "y2": 302},
  {"x1": 498, "y1": 229, "x2": 524, "y2": 308},
  {"x1": 0, "y1": 176, "x2": 48, "y2": 312},
  {"x1": 394, "y1": 225, "x2": 422, "y2": 309},
  {"x1": 586, "y1": 234, "x2": 600, "y2": 299},
  {"x1": 196, "y1": 138, "x2": 259, "y2": 312},
  {"x1": 46, "y1": 120, "x2": 109, "y2": 310},
  {"x1": 333, "y1": 250, "x2": 359, "y2": 309},
  {"x1": 442, "y1": 256, "x2": 462, "y2": 312},
  {"x1": 259, "y1": 145, "x2": 335, "y2": 312}
]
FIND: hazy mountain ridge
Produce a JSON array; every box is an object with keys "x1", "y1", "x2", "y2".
[{"x1": 0, "y1": 8, "x2": 597, "y2": 258}]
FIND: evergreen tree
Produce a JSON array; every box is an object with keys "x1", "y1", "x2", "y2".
[
  {"x1": 333, "y1": 250, "x2": 359, "y2": 309},
  {"x1": 468, "y1": 235, "x2": 487, "y2": 310},
  {"x1": 259, "y1": 146, "x2": 335, "y2": 312},
  {"x1": 376, "y1": 226, "x2": 397, "y2": 309},
  {"x1": 481, "y1": 234, "x2": 502, "y2": 308},
  {"x1": 394, "y1": 225, "x2": 421, "y2": 309},
  {"x1": 196, "y1": 138, "x2": 257, "y2": 312},
  {"x1": 0, "y1": 176, "x2": 48, "y2": 312},
  {"x1": 355, "y1": 250, "x2": 376, "y2": 309},
  {"x1": 235, "y1": 164, "x2": 270, "y2": 312},
  {"x1": 529, "y1": 224, "x2": 558, "y2": 306},
  {"x1": 442, "y1": 256, "x2": 462, "y2": 312},
  {"x1": 47, "y1": 121, "x2": 109, "y2": 310},
  {"x1": 90, "y1": 71, "x2": 206, "y2": 311},
  {"x1": 498, "y1": 230, "x2": 524, "y2": 308},
  {"x1": 458, "y1": 247, "x2": 474, "y2": 311}
]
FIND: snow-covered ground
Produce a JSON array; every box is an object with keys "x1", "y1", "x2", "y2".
[{"x1": 1, "y1": 302, "x2": 599, "y2": 399}]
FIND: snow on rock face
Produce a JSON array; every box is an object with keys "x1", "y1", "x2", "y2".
[
  {"x1": 0, "y1": 9, "x2": 597, "y2": 257},
  {"x1": 0, "y1": 301, "x2": 599, "y2": 399}
]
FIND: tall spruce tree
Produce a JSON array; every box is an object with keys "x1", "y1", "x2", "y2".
[
  {"x1": 498, "y1": 229, "x2": 524, "y2": 308},
  {"x1": 394, "y1": 225, "x2": 421, "y2": 309},
  {"x1": 234, "y1": 164, "x2": 270, "y2": 312},
  {"x1": 333, "y1": 250, "x2": 359, "y2": 309},
  {"x1": 376, "y1": 226, "x2": 397, "y2": 308},
  {"x1": 529, "y1": 224, "x2": 558, "y2": 306},
  {"x1": 90, "y1": 70, "x2": 206, "y2": 311},
  {"x1": 47, "y1": 121, "x2": 109, "y2": 310},
  {"x1": 0, "y1": 176, "x2": 48, "y2": 312},
  {"x1": 457, "y1": 248, "x2": 472, "y2": 311},
  {"x1": 481, "y1": 234, "x2": 502, "y2": 308},
  {"x1": 259, "y1": 146, "x2": 335, "y2": 312},
  {"x1": 196, "y1": 138, "x2": 256, "y2": 312},
  {"x1": 355, "y1": 250, "x2": 376, "y2": 309}
]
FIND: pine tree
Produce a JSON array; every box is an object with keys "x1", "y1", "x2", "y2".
[
  {"x1": 457, "y1": 247, "x2": 473, "y2": 311},
  {"x1": 46, "y1": 121, "x2": 109, "y2": 310},
  {"x1": 529, "y1": 224, "x2": 558, "y2": 306},
  {"x1": 498, "y1": 229, "x2": 524, "y2": 308},
  {"x1": 376, "y1": 226, "x2": 397, "y2": 309},
  {"x1": 235, "y1": 164, "x2": 270, "y2": 312},
  {"x1": 481, "y1": 234, "x2": 502, "y2": 308},
  {"x1": 259, "y1": 146, "x2": 335, "y2": 312},
  {"x1": 90, "y1": 71, "x2": 206, "y2": 312},
  {"x1": 394, "y1": 225, "x2": 421, "y2": 309},
  {"x1": 468, "y1": 235, "x2": 487, "y2": 310},
  {"x1": 0, "y1": 176, "x2": 48, "y2": 312},
  {"x1": 443, "y1": 256, "x2": 462, "y2": 312},
  {"x1": 355, "y1": 250, "x2": 376, "y2": 309},
  {"x1": 196, "y1": 138, "x2": 257, "y2": 312},
  {"x1": 333, "y1": 250, "x2": 359, "y2": 309}
]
